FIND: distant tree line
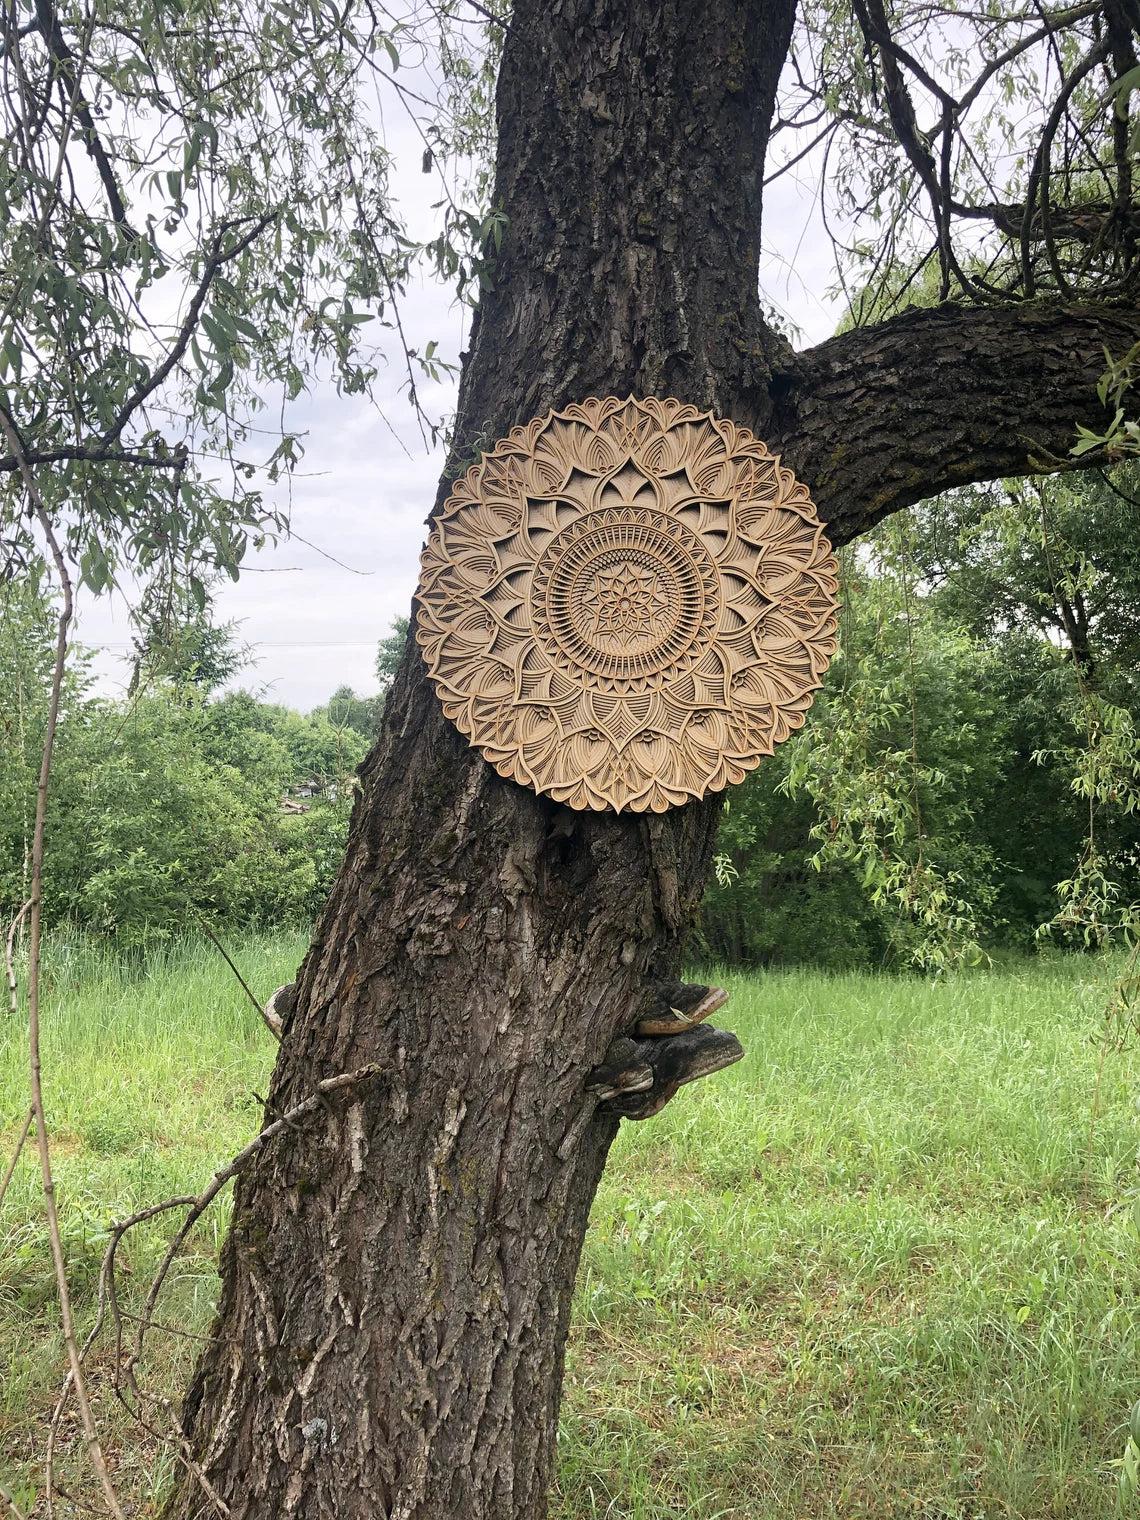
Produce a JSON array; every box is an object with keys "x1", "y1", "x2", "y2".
[
  {"x1": 0, "y1": 575, "x2": 407, "y2": 943},
  {"x1": 4, "y1": 469, "x2": 1138, "y2": 967}
]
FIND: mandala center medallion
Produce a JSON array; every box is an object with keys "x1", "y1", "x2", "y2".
[
  {"x1": 533, "y1": 508, "x2": 720, "y2": 692},
  {"x1": 415, "y1": 396, "x2": 840, "y2": 813}
]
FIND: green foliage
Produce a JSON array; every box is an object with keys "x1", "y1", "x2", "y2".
[
  {"x1": 1038, "y1": 695, "x2": 1140, "y2": 947},
  {"x1": 701, "y1": 478, "x2": 1140, "y2": 971},
  {"x1": 912, "y1": 471, "x2": 1140, "y2": 675},
  {"x1": 305, "y1": 618, "x2": 410, "y2": 738},
  {"x1": 1074, "y1": 343, "x2": 1140, "y2": 458},
  {"x1": 918, "y1": 473, "x2": 1140, "y2": 948},
  {"x1": 0, "y1": 579, "x2": 367, "y2": 941},
  {"x1": 0, "y1": 562, "x2": 94, "y2": 913},
  {"x1": 787, "y1": 548, "x2": 1000, "y2": 971},
  {"x1": 313, "y1": 685, "x2": 384, "y2": 739},
  {"x1": 702, "y1": 532, "x2": 1003, "y2": 971},
  {"x1": 0, "y1": 0, "x2": 499, "y2": 598},
  {"x1": 127, "y1": 574, "x2": 251, "y2": 695},
  {"x1": 376, "y1": 615, "x2": 410, "y2": 690}
]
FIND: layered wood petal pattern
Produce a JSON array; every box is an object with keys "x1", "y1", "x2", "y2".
[{"x1": 415, "y1": 397, "x2": 840, "y2": 812}]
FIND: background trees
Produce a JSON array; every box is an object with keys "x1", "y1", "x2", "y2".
[
  {"x1": 701, "y1": 470, "x2": 1140, "y2": 968},
  {"x1": 0, "y1": 582, "x2": 414, "y2": 940},
  {"x1": 5, "y1": 516, "x2": 1138, "y2": 963}
]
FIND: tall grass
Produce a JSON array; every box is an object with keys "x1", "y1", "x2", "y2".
[
  {"x1": 559, "y1": 961, "x2": 1140, "y2": 1519},
  {"x1": 0, "y1": 931, "x2": 297, "y2": 1511},
  {"x1": 1, "y1": 938, "x2": 1136, "y2": 1518}
]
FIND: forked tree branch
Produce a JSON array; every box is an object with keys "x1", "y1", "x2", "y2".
[
  {"x1": 99, "y1": 212, "x2": 277, "y2": 450},
  {"x1": 0, "y1": 215, "x2": 276, "y2": 477}
]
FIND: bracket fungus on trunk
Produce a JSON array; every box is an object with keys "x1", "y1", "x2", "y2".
[
  {"x1": 416, "y1": 396, "x2": 840, "y2": 813},
  {"x1": 596, "y1": 980, "x2": 745, "y2": 1121}
]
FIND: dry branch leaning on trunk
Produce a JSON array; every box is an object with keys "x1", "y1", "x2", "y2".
[
  {"x1": 193, "y1": 917, "x2": 283, "y2": 1041},
  {"x1": 43, "y1": 1061, "x2": 386, "y2": 1515}
]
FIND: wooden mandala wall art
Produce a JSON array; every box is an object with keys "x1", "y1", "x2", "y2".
[{"x1": 415, "y1": 397, "x2": 840, "y2": 813}]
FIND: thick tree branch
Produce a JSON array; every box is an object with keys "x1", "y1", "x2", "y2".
[
  {"x1": 0, "y1": 444, "x2": 188, "y2": 473},
  {"x1": 768, "y1": 299, "x2": 1140, "y2": 544},
  {"x1": 954, "y1": 200, "x2": 1140, "y2": 247}
]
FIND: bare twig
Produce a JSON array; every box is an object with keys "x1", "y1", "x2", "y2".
[
  {"x1": 46, "y1": 1193, "x2": 196, "y2": 1507},
  {"x1": 49, "y1": 1481, "x2": 103, "y2": 1516},
  {"x1": 2, "y1": 900, "x2": 33, "y2": 1214},
  {"x1": 55, "y1": 1061, "x2": 385, "y2": 1514},
  {"x1": 0, "y1": 1106, "x2": 33, "y2": 1214},
  {"x1": 0, "y1": 410, "x2": 126, "y2": 1520},
  {"x1": 193, "y1": 916, "x2": 282, "y2": 1041}
]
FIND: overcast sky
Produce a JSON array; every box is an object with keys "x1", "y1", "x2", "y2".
[{"x1": 75, "y1": 95, "x2": 843, "y2": 713}]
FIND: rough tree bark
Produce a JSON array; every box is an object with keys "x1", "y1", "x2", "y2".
[{"x1": 167, "y1": 2, "x2": 1140, "y2": 1516}]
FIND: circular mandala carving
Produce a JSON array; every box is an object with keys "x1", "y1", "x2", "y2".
[
  {"x1": 416, "y1": 396, "x2": 840, "y2": 813},
  {"x1": 533, "y1": 508, "x2": 719, "y2": 692}
]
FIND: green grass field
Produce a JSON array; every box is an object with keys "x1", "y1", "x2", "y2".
[{"x1": 1, "y1": 934, "x2": 1138, "y2": 1518}]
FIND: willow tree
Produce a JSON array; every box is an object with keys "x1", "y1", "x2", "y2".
[{"x1": 158, "y1": 0, "x2": 1140, "y2": 1514}]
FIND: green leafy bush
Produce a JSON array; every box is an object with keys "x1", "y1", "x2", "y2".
[{"x1": 0, "y1": 580, "x2": 369, "y2": 941}]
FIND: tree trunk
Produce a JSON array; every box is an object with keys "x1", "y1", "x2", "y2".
[
  {"x1": 169, "y1": 1, "x2": 1140, "y2": 1513},
  {"x1": 168, "y1": 2, "x2": 794, "y2": 1516}
]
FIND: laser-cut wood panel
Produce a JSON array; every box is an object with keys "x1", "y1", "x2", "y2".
[{"x1": 416, "y1": 397, "x2": 839, "y2": 812}]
